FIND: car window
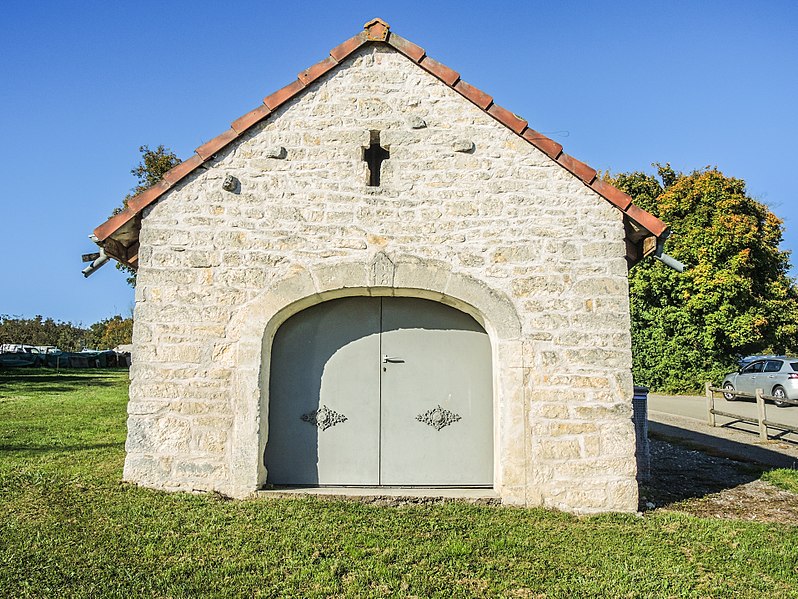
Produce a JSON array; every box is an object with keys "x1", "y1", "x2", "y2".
[
  {"x1": 765, "y1": 360, "x2": 783, "y2": 373},
  {"x1": 741, "y1": 361, "x2": 765, "y2": 374},
  {"x1": 791, "y1": 363, "x2": 798, "y2": 372}
]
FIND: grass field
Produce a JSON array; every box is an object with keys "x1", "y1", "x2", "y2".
[{"x1": 1, "y1": 369, "x2": 797, "y2": 598}]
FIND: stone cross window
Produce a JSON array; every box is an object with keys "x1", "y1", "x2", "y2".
[{"x1": 363, "y1": 130, "x2": 389, "y2": 187}]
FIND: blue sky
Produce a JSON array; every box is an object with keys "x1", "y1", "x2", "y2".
[{"x1": 1, "y1": 0, "x2": 796, "y2": 325}]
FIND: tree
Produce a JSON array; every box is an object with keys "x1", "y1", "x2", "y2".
[
  {"x1": 0, "y1": 314, "x2": 134, "y2": 352},
  {"x1": 84, "y1": 315, "x2": 133, "y2": 349},
  {"x1": 114, "y1": 145, "x2": 180, "y2": 286},
  {"x1": 610, "y1": 165, "x2": 798, "y2": 392},
  {"x1": 0, "y1": 315, "x2": 88, "y2": 351}
]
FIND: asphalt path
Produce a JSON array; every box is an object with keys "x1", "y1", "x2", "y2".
[{"x1": 649, "y1": 392, "x2": 798, "y2": 443}]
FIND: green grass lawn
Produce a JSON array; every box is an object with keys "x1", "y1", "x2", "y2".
[{"x1": 1, "y1": 369, "x2": 797, "y2": 598}]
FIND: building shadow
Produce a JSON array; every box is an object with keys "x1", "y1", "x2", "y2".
[{"x1": 640, "y1": 421, "x2": 798, "y2": 509}]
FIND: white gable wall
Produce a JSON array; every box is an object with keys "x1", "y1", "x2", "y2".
[{"x1": 125, "y1": 45, "x2": 637, "y2": 513}]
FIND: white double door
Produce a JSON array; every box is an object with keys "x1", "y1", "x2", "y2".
[{"x1": 265, "y1": 296, "x2": 493, "y2": 487}]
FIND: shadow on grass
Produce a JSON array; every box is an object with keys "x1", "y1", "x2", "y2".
[
  {"x1": 0, "y1": 370, "x2": 126, "y2": 394},
  {"x1": 0, "y1": 442, "x2": 124, "y2": 454},
  {"x1": 642, "y1": 421, "x2": 798, "y2": 509}
]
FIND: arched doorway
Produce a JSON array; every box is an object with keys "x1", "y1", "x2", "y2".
[{"x1": 264, "y1": 296, "x2": 493, "y2": 487}]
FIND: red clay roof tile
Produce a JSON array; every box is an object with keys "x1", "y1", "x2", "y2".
[
  {"x1": 163, "y1": 154, "x2": 204, "y2": 186},
  {"x1": 330, "y1": 32, "x2": 367, "y2": 62},
  {"x1": 487, "y1": 104, "x2": 527, "y2": 134},
  {"x1": 127, "y1": 180, "x2": 172, "y2": 213},
  {"x1": 94, "y1": 210, "x2": 134, "y2": 242},
  {"x1": 625, "y1": 202, "x2": 668, "y2": 237},
  {"x1": 557, "y1": 153, "x2": 597, "y2": 184},
  {"x1": 195, "y1": 128, "x2": 239, "y2": 161},
  {"x1": 263, "y1": 80, "x2": 305, "y2": 111},
  {"x1": 231, "y1": 104, "x2": 271, "y2": 134},
  {"x1": 418, "y1": 56, "x2": 460, "y2": 86},
  {"x1": 591, "y1": 178, "x2": 633, "y2": 211},
  {"x1": 299, "y1": 56, "x2": 338, "y2": 86},
  {"x1": 454, "y1": 80, "x2": 493, "y2": 110},
  {"x1": 90, "y1": 18, "x2": 668, "y2": 267},
  {"x1": 521, "y1": 128, "x2": 563, "y2": 159},
  {"x1": 386, "y1": 32, "x2": 425, "y2": 62}
]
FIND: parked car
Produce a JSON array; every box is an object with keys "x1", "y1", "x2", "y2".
[{"x1": 722, "y1": 356, "x2": 798, "y2": 407}]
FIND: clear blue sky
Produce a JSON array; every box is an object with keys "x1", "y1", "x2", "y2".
[{"x1": 1, "y1": 0, "x2": 796, "y2": 325}]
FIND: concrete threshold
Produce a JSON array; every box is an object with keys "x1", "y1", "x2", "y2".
[{"x1": 257, "y1": 486, "x2": 501, "y2": 505}]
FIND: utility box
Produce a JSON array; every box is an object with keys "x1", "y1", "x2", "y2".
[{"x1": 632, "y1": 385, "x2": 651, "y2": 482}]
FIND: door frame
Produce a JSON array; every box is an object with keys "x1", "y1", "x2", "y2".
[{"x1": 223, "y1": 257, "x2": 523, "y2": 498}]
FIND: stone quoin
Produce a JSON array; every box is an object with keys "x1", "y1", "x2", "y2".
[{"x1": 87, "y1": 18, "x2": 668, "y2": 514}]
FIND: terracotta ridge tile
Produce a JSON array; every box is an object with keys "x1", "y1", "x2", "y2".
[
  {"x1": 162, "y1": 154, "x2": 204, "y2": 186},
  {"x1": 557, "y1": 153, "x2": 597, "y2": 184},
  {"x1": 195, "y1": 128, "x2": 239, "y2": 161},
  {"x1": 387, "y1": 32, "x2": 425, "y2": 62},
  {"x1": 487, "y1": 104, "x2": 527, "y2": 134},
  {"x1": 127, "y1": 179, "x2": 172, "y2": 212},
  {"x1": 624, "y1": 202, "x2": 668, "y2": 236},
  {"x1": 418, "y1": 56, "x2": 460, "y2": 86},
  {"x1": 298, "y1": 56, "x2": 338, "y2": 86},
  {"x1": 521, "y1": 128, "x2": 562, "y2": 159},
  {"x1": 591, "y1": 178, "x2": 633, "y2": 211},
  {"x1": 231, "y1": 104, "x2": 272, "y2": 133},
  {"x1": 94, "y1": 210, "x2": 134, "y2": 242},
  {"x1": 330, "y1": 32, "x2": 367, "y2": 62},
  {"x1": 263, "y1": 79, "x2": 305, "y2": 111},
  {"x1": 453, "y1": 80, "x2": 493, "y2": 110}
]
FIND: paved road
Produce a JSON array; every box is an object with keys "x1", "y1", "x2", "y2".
[{"x1": 649, "y1": 392, "x2": 798, "y2": 442}]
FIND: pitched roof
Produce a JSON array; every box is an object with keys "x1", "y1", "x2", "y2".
[{"x1": 91, "y1": 17, "x2": 667, "y2": 269}]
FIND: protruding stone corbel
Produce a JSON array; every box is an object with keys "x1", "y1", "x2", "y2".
[
  {"x1": 222, "y1": 174, "x2": 239, "y2": 192},
  {"x1": 264, "y1": 146, "x2": 286, "y2": 159},
  {"x1": 453, "y1": 139, "x2": 475, "y2": 153}
]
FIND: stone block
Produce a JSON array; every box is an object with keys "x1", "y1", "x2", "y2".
[{"x1": 537, "y1": 438, "x2": 581, "y2": 461}]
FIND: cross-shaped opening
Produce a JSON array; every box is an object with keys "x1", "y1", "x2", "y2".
[{"x1": 363, "y1": 130, "x2": 389, "y2": 187}]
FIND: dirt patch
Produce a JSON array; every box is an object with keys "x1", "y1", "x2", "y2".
[{"x1": 640, "y1": 437, "x2": 798, "y2": 524}]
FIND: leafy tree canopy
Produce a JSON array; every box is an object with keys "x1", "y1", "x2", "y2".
[
  {"x1": 113, "y1": 145, "x2": 180, "y2": 286},
  {"x1": 611, "y1": 164, "x2": 798, "y2": 392},
  {"x1": 0, "y1": 315, "x2": 133, "y2": 352}
]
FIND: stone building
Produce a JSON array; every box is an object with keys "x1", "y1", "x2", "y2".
[{"x1": 88, "y1": 19, "x2": 668, "y2": 513}]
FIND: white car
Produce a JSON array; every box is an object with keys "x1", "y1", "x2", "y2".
[{"x1": 722, "y1": 356, "x2": 798, "y2": 408}]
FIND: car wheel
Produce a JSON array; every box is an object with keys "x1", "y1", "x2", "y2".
[
  {"x1": 723, "y1": 383, "x2": 736, "y2": 401},
  {"x1": 772, "y1": 385, "x2": 789, "y2": 408}
]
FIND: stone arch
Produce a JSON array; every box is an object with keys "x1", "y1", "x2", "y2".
[{"x1": 223, "y1": 255, "x2": 522, "y2": 497}]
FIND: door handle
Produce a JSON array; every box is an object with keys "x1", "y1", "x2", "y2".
[{"x1": 382, "y1": 355, "x2": 404, "y2": 364}]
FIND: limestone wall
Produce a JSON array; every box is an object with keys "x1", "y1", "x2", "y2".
[{"x1": 125, "y1": 44, "x2": 637, "y2": 513}]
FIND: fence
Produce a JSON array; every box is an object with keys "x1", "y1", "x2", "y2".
[{"x1": 705, "y1": 382, "x2": 798, "y2": 441}]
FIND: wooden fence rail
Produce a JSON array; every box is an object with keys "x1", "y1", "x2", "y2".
[{"x1": 705, "y1": 382, "x2": 798, "y2": 441}]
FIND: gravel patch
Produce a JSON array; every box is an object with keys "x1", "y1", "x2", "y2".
[{"x1": 640, "y1": 437, "x2": 798, "y2": 523}]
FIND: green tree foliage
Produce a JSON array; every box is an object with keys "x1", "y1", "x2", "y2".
[
  {"x1": 113, "y1": 145, "x2": 180, "y2": 286},
  {"x1": 0, "y1": 316, "x2": 88, "y2": 351},
  {"x1": 611, "y1": 165, "x2": 798, "y2": 392},
  {"x1": 0, "y1": 315, "x2": 134, "y2": 351},
  {"x1": 84, "y1": 315, "x2": 134, "y2": 350}
]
